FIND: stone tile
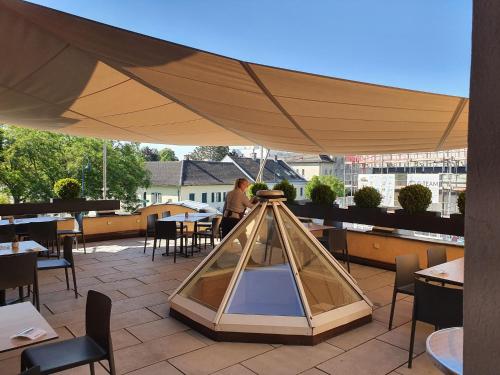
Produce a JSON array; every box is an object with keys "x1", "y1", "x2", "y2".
[
  {"x1": 170, "y1": 342, "x2": 273, "y2": 375},
  {"x1": 365, "y1": 285, "x2": 406, "y2": 309},
  {"x1": 79, "y1": 278, "x2": 145, "y2": 294},
  {"x1": 317, "y1": 339, "x2": 408, "y2": 375},
  {"x1": 299, "y1": 369, "x2": 329, "y2": 375},
  {"x1": 112, "y1": 292, "x2": 168, "y2": 315},
  {"x1": 327, "y1": 320, "x2": 388, "y2": 350},
  {"x1": 137, "y1": 268, "x2": 193, "y2": 284},
  {"x1": 373, "y1": 300, "x2": 413, "y2": 328},
  {"x1": 350, "y1": 264, "x2": 388, "y2": 279},
  {"x1": 97, "y1": 268, "x2": 159, "y2": 283},
  {"x1": 45, "y1": 290, "x2": 127, "y2": 314},
  {"x1": 78, "y1": 258, "x2": 134, "y2": 270},
  {"x1": 212, "y1": 364, "x2": 256, "y2": 375},
  {"x1": 357, "y1": 271, "x2": 395, "y2": 292},
  {"x1": 394, "y1": 353, "x2": 442, "y2": 374},
  {"x1": 125, "y1": 361, "x2": 183, "y2": 375},
  {"x1": 112, "y1": 328, "x2": 142, "y2": 350},
  {"x1": 378, "y1": 321, "x2": 434, "y2": 356},
  {"x1": 126, "y1": 317, "x2": 189, "y2": 342},
  {"x1": 119, "y1": 279, "x2": 181, "y2": 298},
  {"x1": 243, "y1": 342, "x2": 343, "y2": 375},
  {"x1": 114, "y1": 331, "x2": 207, "y2": 374},
  {"x1": 147, "y1": 302, "x2": 170, "y2": 317}
]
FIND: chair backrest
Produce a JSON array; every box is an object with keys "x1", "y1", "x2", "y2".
[
  {"x1": 427, "y1": 247, "x2": 447, "y2": 268},
  {"x1": 0, "y1": 252, "x2": 37, "y2": 290},
  {"x1": 211, "y1": 216, "x2": 222, "y2": 236},
  {"x1": 395, "y1": 253, "x2": 420, "y2": 288},
  {"x1": 63, "y1": 236, "x2": 74, "y2": 265},
  {"x1": 146, "y1": 214, "x2": 158, "y2": 235},
  {"x1": 414, "y1": 278, "x2": 463, "y2": 328},
  {"x1": 155, "y1": 221, "x2": 179, "y2": 240},
  {"x1": 27, "y1": 221, "x2": 57, "y2": 242},
  {"x1": 74, "y1": 212, "x2": 84, "y2": 232},
  {"x1": 86, "y1": 290, "x2": 112, "y2": 355},
  {"x1": 0, "y1": 224, "x2": 16, "y2": 242},
  {"x1": 328, "y1": 228, "x2": 348, "y2": 251},
  {"x1": 161, "y1": 211, "x2": 171, "y2": 218}
]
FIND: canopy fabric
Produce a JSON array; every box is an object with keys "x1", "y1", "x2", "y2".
[{"x1": 0, "y1": 0, "x2": 469, "y2": 154}]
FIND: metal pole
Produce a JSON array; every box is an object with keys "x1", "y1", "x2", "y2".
[{"x1": 102, "y1": 141, "x2": 107, "y2": 199}]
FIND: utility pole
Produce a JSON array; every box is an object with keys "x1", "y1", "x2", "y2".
[{"x1": 102, "y1": 141, "x2": 107, "y2": 199}]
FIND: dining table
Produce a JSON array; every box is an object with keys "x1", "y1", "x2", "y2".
[
  {"x1": 0, "y1": 216, "x2": 64, "y2": 226},
  {"x1": 415, "y1": 257, "x2": 464, "y2": 286},
  {"x1": 158, "y1": 212, "x2": 216, "y2": 255},
  {"x1": 0, "y1": 302, "x2": 58, "y2": 353}
]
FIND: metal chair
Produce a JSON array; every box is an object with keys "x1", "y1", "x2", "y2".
[
  {"x1": 37, "y1": 237, "x2": 78, "y2": 299},
  {"x1": 327, "y1": 228, "x2": 350, "y2": 272},
  {"x1": 427, "y1": 247, "x2": 447, "y2": 268},
  {"x1": 389, "y1": 253, "x2": 420, "y2": 330},
  {"x1": 152, "y1": 221, "x2": 187, "y2": 262},
  {"x1": 57, "y1": 213, "x2": 86, "y2": 254},
  {"x1": 21, "y1": 290, "x2": 116, "y2": 375},
  {"x1": 0, "y1": 252, "x2": 39, "y2": 310},
  {"x1": 408, "y1": 279, "x2": 463, "y2": 368},
  {"x1": 143, "y1": 213, "x2": 158, "y2": 254},
  {"x1": 27, "y1": 221, "x2": 59, "y2": 258},
  {"x1": 20, "y1": 365, "x2": 41, "y2": 375},
  {"x1": 0, "y1": 224, "x2": 17, "y2": 242},
  {"x1": 193, "y1": 216, "x2": 222, "y2": 249}
]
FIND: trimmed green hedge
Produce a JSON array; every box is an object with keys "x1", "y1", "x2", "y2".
[
  {"x1": 54, "y1": 178, "x2": 81, "y2": 199},
  {"x1": 354, "y1": 186, "x2": 382, "y2": 208},
  {"x1": 310, "y1": 184, "x2": 336, "y2": 205},
  {"x1": 398, "y1": 184, "x2": 432, "y2": 214},
  {"x1": 273, "y1": 179, "x2": 296, "y2": 203},
  {"x1": 457, "y1": 191, "x2": 465, "y2": 214},
  {"x1": 248, "y1": 182, "x2": 269, "y2": 197}
]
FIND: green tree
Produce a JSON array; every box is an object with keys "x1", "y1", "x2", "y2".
[
  {"x1": 305, "y1": 175, "x2": 344, "y2": 199},
  {"x1": 141, "y1": 146, "x2": 160, "y2": 161},
  {"x1": 159, "y1": 147, "x2": 178, "y2": 161},
  {"x1": 188, "y1": 146, "x2": 229, "y2": 161}
]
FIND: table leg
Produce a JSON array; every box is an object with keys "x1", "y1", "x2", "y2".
[{"x1": 0, "y1": 289, "x2": 5, "y2": 306}]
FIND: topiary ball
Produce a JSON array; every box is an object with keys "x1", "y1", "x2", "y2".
[
  {"x1": 310, "y1": 184, "x2": 336, "y2": 205},
  {"x1": 398, "y1": 184, "x2": 432, "y2": 214},
  {"x1": 457, "y1": 191, "x2": 465, "y2": 214},
  {"x1": 54, "y1": 178, "x2": 81, "y2": 199},
  {"x1": 273, "y1": 179, "x2": 296, "y2": 203},
  {"x1": 354, "y1": 186, "x2": 382, "y2": 208},
  {"x1": 249, "y1": 182, "x2": 269, "y2": 197}
]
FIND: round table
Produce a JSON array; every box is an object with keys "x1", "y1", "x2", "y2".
[{"x1": 426, "y1": 327, "x2": 463, "y2": 375}]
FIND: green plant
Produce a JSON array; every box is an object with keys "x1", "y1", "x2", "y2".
[
  {"x1": 0, "y1": 192, "x2": 10, "y2": 204},
  {"x1": 273, "y1": 179, "x2": 296, "y2": 203},
  {"x1": 354, "y1": 186, "x2": 382, "y2": 208},
  {"x1": 248, "y1": 182, "x2": 269, "y2": 197},
  {"x1": 457, "y1": 190, "x2": 465, "y2": 214},
  {"x1": 305, "y1": 175, "x2": 344, "y2": 199},
  {"x1": 53, "y1": 178, "x2": 81, "y2": 199},
  {"x1": 398, "y1": 184, "x2": 432, "y2": 214},
  {"x1": 310, "y1": 184, "x2": 336, "y2": 205}
]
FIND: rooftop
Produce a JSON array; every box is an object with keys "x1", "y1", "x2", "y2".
[{"x1": 227, "y1": 156, "x2": 307, "y2": 183}]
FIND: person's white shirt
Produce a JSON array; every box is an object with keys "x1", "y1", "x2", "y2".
[{"x1": 223, "y1": 188, "x2": 254, "y2": 218}]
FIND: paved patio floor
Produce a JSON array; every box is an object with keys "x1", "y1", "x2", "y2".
[{"x1": 0, "y1": 238, "x2": 441, "y2": 375}]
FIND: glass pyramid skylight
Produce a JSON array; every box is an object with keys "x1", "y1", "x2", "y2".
[{"x1": 169, "y1": 190, "x2": 372, "y2": 345}]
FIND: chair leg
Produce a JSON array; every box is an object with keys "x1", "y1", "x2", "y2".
[
  {"x1": 143, "y1": 234, "x2": 148, "y2": 254},
  {"x1": 18, "y1": 286, "x2": 24, "y2": 302},
  {"x1": 152, "y1": 238, "x2": 157, "y2": 261},
  {"x1": 388, "y1": 288, "x2": 398, "y2": 330},
  {"x1": 71, "y1": 265, "x2": 78, "y2": 299},
  {"x1": 90, "y1": 362, "x2": 95, "y2": 375},
  {"x1": 81, "y1": 234, "x2": 86, "y2": 254},
  {"x1": 56, "y1": 239, "x2": 60, "y2": 258},
  {"x1": 174, "y1": 238, "x2": 178, "y2": 263},
  {"x1": 64, "y1": 267, "x2": 70, "y2": 290},
  {"x1": 408, "y1": 317, "x2": 417, "y2": 368},
  {"x1": 345, "y1": 247, "x2": 350, "y2": 273}
]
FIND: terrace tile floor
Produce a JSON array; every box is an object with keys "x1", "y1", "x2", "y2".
[{"x1": 0, "y1": 238, "x2": 442, "y2": 374}]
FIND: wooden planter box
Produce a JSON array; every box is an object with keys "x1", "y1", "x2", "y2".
[{"x1": 394, "y1": 209, "x2": 441, "y2": 218}]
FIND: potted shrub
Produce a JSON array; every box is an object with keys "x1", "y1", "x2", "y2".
[
  {"x1": 248, "y1": 182, "x2": 269, "y2": 198},
  {"x1": 451, "y1": 191, "x2": 465, "y2": 220},
  {"x1": 310, "y1": 184, "x2": 337, "y2": 205},
  {"x1": 273, "y1": 179, "x2": 296, "y2": 203},
  {"x1": 397, "y1": 184, "x2": 438, "y2": 216},
  {"x1": 350, "y1": 186, "x2": 387, "y2": 215},
  {"x1": 52, "y1": 178, "x2": 83, "y2": 202}
]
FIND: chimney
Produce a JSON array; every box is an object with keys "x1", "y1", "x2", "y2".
[
  {"x1": 274, "y1": 155, "x2": 278, "y2": 162},
  {"x1": 184, "y1": 155, "x2": 190, "y2": 160},
  {"x1": 252, "y1": 152, "x2": 257, "y2": 160}
]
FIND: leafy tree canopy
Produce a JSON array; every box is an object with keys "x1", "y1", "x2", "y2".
[
  {"x1": 305, "y1": 175, "x2": 345, "y2": 199},
  {"x1": 141, "y1": 146, "x2": 160, "y2": 161},
  {"x1": 0, "y1": 125, "x2": 150, "y2": 211},
  {"x1": 188, "y1": 146, "x2": 229, "y2": 161},
  {"x1": 159, "y1": 148, "x2": 178, "y2": 161}
]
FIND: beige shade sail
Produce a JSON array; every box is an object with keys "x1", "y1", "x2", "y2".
[{"x1": 0, "y1": 0, "x2": 469, "y2": 154}]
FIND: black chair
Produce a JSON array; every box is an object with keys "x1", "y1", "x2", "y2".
[
  {"x1": 408, "y1": 279, "x2": 463, "y2": 368},
  {"x1": 427, "y1": 246, "x2": 447, "y2": 268},
  {"x1": 143, "y1": 213, "x2": 158, "y2": 254},
  {"x1": 318, "y1": 218, "x2": 342, "y2": 245},
  {"x1": 57, "y1": 213, "x2": 86, "y2": 254},
  {"x1": 389, "y1": 253, "x2": 420, "y2": 330},
  {"x1": 37, "y1": 237, "x2": 78, "y2": 299},
  {"x1": 0, "y1": 252, "x2": 39, "y2": 310},
  {"x1": 193, "y1": 216, "x2": 222, "y2": 249},
  {"x1": 327, "y1": 228, "x2": 350, "y2": 273},
  {"x1": 0, "y1": 224, "x2": 17, "y2": 242},
  {"x1": 20, "y1": 365, "x2": 41, "y2": 375},
  {"x1": 21, "y1": 290, "x2": 116, "y2": 375},
  {"x1": 152, "y1": 221, "x2": 187, "y2": 262},
  {"x1": 27, "y1": 222, "x2": 59, "y2": 258}
]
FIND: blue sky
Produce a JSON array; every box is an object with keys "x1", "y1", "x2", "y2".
[{"x1": 30, "y1": 0, "x2": 473, "y2": 157}]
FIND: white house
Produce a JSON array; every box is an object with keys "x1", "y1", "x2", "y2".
[{"x1": 282, "y1": 154, "x2": 338, "y2": 181}]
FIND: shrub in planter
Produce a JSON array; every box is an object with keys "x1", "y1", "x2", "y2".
[
  {"x1": 353, "y1": 186, "x2": 382, "y2": 208},
  {"x1": 273, "y1": 179, "x2": 296, "y2": 203},
  {"x1": 398, "y1": 184, "x2": 432, "y2": 214},
  {"x1": 54, "y1": 178, "x2": 81, "y2": 200},
  {"x1": 248, "y1": 182, "x2": 269, "y2": 198},
  {"x1": 457, "y1": 191, "x2": 465, "y2": 214},
  {"x1": 310, "y1": 184, "x2": 336, "y2": 205}
]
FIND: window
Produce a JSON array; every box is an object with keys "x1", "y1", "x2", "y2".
[
  {"x1": 151, "y1": 192, "x2": 162, "y2": 204},
  {"x1": 202, "y1": 193, "x2": 207, "y2": 203},
  {"x1": 302, "y1": 169, "x2": 305, "y2": 176},
  {"x1": 300, "y1": 187, "x2": 303, "y2": 197},
  {"x1": 216, "y1": 192, "x2": 222, "y2": 202},
  {"x1": 211, "y1": 192, "x2": 215, "y2": 202},
  {"x1": 189, "y1": 193, "x2": 195, "y2": 201},
  {"x1": 223, "y1": 192, "x2": 227, "y2": 200}
]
